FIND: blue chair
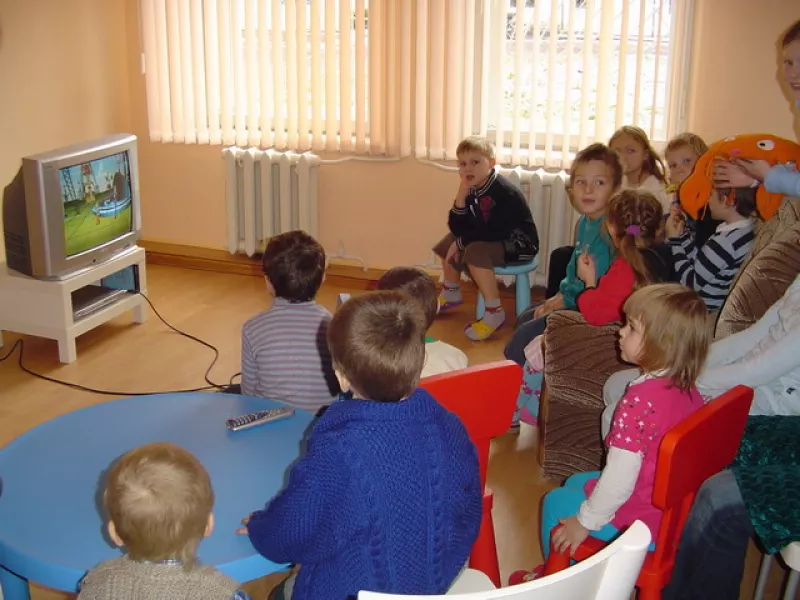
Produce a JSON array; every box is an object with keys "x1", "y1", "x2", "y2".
[{"x1": 475, "y1": 257, "x2": 539, "y2": 319}]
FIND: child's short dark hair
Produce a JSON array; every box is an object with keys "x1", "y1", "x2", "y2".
[
  {"x1": 782, "y1": 19, "x2": 800, "y2": 47},
  {"x1": 376, "y1": 267, "x2": 437, "y2": 330},
  {"x1": 570, "y1": 143, "x2": 624, "y2": 191},
  {"x1": 104, "y1": 443, "x2": 213, "y2": 566},
  {"x1": 262, "y1": 230, "x2": 325, "y2": 302},
  {"x1": 328, "y1": 291, "x2": 426, "y2": 402},
  {"x1": 717, "y1": 187, "x2": 758, "y2": 218}
]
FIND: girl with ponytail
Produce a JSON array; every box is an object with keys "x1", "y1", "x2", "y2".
[{"x1": 513, "y1": 189, "x2": 673, "y2": 428}]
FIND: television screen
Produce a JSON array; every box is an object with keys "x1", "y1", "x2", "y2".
[{"x1": 59, "y1": 151, "x2": 133, "y2": 257}]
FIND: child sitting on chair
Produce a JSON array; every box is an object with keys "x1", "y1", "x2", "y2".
[
  {"x1": 504, "y1": 143, "x2": 622, "y2": 366},
  {"x1": 665, "y1": 133, "x2": 708, "y2": 191},
  {"x1": 433, "y1": 136, "x2": 539, "y2": 342},
  {"x1": 610, "y1": 125, "x2": 671, "y2": 215},
  {"x1": 376, "y1": 266, "x2": 468, "y2": 378},
  {"x1": 513, "y1": 189, "x2": 673, "y2": 427},
  {"x1": 510, "y1": 284, "x2": 710, "y2": 584},
  {"x1": 238, "y1": 291, "x2": 482, "y2": 600},
  {"x1": 78, "y1": 443, "x2": 250, "y2": 600},
  {"x1": 240, "y1": 230, "x2": 338, "y2": 412},
  {"x1": 664, "y1": 133, "x2": 719, "y2": 249},
  {"x1": 665, "y1": 186, "x2": 756, "y2": 313}
]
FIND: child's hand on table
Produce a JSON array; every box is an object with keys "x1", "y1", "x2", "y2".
[
  {"x1": 236, "y1": 513, "x2": 255, "y2": 535},
  {"x1": 553, "y1": 516, "x2": 589, "y2": 556}
]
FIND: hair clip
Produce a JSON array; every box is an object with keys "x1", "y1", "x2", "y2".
[{"x1": 625, "y1": 224, "x2": 642, "y2": 236}]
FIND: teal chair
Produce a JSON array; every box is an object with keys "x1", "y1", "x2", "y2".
[{"x1": 476, "y1": 257, "x2": 539, "y2": 319}]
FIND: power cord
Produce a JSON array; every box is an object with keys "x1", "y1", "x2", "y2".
[{"x1": 0, "y1": 291, "x2": 234, "y2": 396}]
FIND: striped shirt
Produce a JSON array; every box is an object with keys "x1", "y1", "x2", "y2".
[
  {"x1": 241, "y1": 298, "x2": 338, "y2": 412},
  {"x1": 669, "y1": 218, "x2": 755, "y2": 311}
]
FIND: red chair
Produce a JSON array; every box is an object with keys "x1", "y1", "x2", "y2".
[
  {"x1": 543, "y1": 385, "x2": 754, "y2": 600},
  {"x1": 420, "y1": 360, "x2": 522, "y2": 588}
]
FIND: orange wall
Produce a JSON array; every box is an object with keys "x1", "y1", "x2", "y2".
[
  {"x1": 0, "y1": 0, "x2": 131, "y2": 263},
  {"x1": 2, "y1": 0, "x2": 799, "y2": 269},
  {"x1": 685, "y1": 0, "x2": 800, "y2": 143}
]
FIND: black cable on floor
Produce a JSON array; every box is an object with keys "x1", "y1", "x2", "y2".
[{"x1": 0, "y1": 291, "x2": 235, "y2": 396}]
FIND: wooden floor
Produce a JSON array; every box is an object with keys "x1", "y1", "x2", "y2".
[{"x1": 0, "y1": 264, "x2": 788, "y2": 599}]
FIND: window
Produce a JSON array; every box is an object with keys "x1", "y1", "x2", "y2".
[
  {"x1": 488, "y1": 0, "x2": 683, "y2": 166},
  {"x1": 140, "y1": 0, "x2": 370, "y2": 152},
  {"x1": 233, "y1": 1, "x2": 370, "y2": 145},
  {"x1": 140, "y1": 0, "x2": 693, "y2": 167}
]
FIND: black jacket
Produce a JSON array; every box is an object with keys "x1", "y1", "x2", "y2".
[{"x1": 448, "y1": 172, "x2": 539, "y2": 262}]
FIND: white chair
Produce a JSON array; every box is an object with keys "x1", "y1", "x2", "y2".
[
  {"x1": 753, "y1": 541, "x2": 800, "y2": 600},
  {"x1": 358, "y1": 520, "x2": 651, "y2": 600}
]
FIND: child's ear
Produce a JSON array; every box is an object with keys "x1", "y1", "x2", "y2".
[
  {"x1": 335, "y1": 369, "x2": 350, "y2": 394},
  {"x1": 204, "y1": 513, "x2": 215, "y2": 538},
  {"x1": 489, "y1": 158, "x2": 497, "y2": 169},
  {"x1": 264, "y1": 276, "x2": 275, "y2": 297},
  {"x1": 108, "y1": 521, "x2": 124, "y2": 548}
]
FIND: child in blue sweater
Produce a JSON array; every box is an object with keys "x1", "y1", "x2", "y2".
[
  {"x1": 504, "y1": 143, "x2": 621, "y2": 365},
  {"x1": 238, "y1": 290, "x2": 482, "y2": 600}
]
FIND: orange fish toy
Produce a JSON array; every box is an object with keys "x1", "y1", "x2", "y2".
[{"x1": 679, "y1": 134, "x2": 800, "y2": 221}]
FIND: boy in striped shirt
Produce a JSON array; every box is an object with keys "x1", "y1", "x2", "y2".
[
  {"x1": 666, "y1": 187, "x2": 756, "y2": 312},
  {"x1": 241, "y1": 230, "x2": 339, "y2": 412}
]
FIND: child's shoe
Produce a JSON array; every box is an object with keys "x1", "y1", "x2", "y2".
[
  {"x1": 437, "y1": 284, "x2": 463, "y2": 312},
  {"x1": 464, "y1": 308, "x2": 505, "y2": 341},
  {"x1": 508, "y1": 565, "x2": 545, "y2": 585}
]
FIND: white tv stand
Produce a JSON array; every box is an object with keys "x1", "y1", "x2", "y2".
[{"x1": 0, "y1": 246, "x2": 148, "y2": 363}]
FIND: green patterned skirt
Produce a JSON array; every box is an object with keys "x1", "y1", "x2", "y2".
[{"x1": 731, "y1": 416, "x2": 800, "y2": 554}]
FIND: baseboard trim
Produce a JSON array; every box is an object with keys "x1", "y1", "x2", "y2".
[{"x1": 138, "y1": 240, "x2": 525, "y2": 298}]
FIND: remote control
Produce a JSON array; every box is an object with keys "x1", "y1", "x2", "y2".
[{"x1": 226, "y1": 407, "x2": 295, "y2": 432}]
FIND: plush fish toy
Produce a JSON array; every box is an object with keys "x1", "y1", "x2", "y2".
[{"x1": 679, "y1": 134, "x2": 800, "y2": 221}]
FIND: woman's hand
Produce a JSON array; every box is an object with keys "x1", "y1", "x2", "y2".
[
  {"x1": 552, "y1": 516, "x2": 590, "y2": 556},
  {"x1": 576, "y1": 252, "x2": 596, "y2": 287},
  {"x1": 730, "y1": 158, "x2": 771, "y2": 182},
  {"x1": 712, "y1": 159, "x2": 760, "y2": 188}
]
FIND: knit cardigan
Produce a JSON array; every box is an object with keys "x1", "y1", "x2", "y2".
[
  {"x1": 77, "y1": 556, "x2": 245, "y2": 599},
  {"x1": 246, "y1": 388, "x2": 483, "y2": 600}
]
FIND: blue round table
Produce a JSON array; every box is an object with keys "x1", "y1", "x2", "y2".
[{"x1": 0, "y1": 393, "x2": 314, "y2": 600}]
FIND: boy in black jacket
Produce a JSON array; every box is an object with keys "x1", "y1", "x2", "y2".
[{"x1": 433, "y1": 136, "x2": 538, "y2": 341}]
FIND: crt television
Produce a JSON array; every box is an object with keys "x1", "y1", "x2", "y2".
[{"x1": 3, "y1": 133, "x2": 142, "y2": 280}]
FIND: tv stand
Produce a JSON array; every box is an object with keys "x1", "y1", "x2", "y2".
[{"x1": 0, "y1": 246, "x2": 147, "y2": 363}]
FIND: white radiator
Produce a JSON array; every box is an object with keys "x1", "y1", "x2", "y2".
[
  {"x1": 222, "y1": 148, "x2": 321, "y2": 257},
  {"x1": 494, "y1": 166, "x2": 577, "y2": 285}
]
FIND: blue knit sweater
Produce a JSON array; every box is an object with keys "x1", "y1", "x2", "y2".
[{"x1": 246, "y1": 388, "x2": 482, "y2": 600}]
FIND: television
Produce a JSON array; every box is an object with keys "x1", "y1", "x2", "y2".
[{"x1": 3, "y1": 133, "x2": 141, "y2": 280}]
